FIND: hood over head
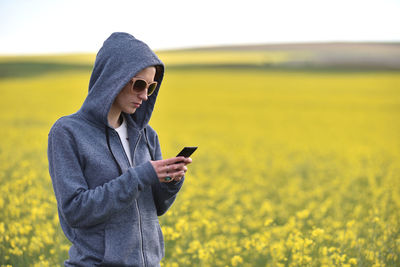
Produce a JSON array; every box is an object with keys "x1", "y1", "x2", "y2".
[{"x1": 79, "y1": 32, "x2": 164, "y2": 130}]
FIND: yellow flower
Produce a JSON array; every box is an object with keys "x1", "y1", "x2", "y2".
[
  {"x1": 349, "y1": 258, "x2": 357, "y2": 265},
  {"x1": 231, "y1": 255, "x2": 243, "y2": 266}
]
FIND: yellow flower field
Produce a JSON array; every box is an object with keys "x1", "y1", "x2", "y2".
[{"x1": 0, "y1": 55, "x2": 399, "y2": 266}]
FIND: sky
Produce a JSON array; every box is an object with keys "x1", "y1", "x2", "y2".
[{"x1": 1, "y1": 0, "x2": 399, "y2": 54}]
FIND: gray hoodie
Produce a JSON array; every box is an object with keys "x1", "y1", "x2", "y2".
[{"x1": 47, "y1": 32, "x2": 184, "y2": 266}]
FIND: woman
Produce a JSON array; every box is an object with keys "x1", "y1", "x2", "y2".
[{"x1": 47, "y1": 32, "x2": 192, "y2": 266}]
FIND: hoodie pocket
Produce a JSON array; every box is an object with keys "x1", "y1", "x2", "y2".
[
  {"x1": 142, "y1": 219, "x2": 165, "y2": 266},
  {"x1": 100, "y1": 221, "x2": 142, "y2": 266},
  {"x1": 157, "y1": 223, "x2": 165, "y2": 258}
]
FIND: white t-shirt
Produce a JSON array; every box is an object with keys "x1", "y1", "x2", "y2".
[{"x1": 115, "y1": 115, "x2": 133, "y2": 166}]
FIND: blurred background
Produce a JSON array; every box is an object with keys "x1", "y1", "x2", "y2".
[{"x1": 1, "y1": 0, "x2": 400, "y2": 266}]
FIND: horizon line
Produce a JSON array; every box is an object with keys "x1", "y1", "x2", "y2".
[{"x1": 1, "y1": 40, "x2": 400, "y2": 57}]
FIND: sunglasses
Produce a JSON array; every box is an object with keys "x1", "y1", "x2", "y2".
[{"x1": 129, "y1": 78, "x2": 158, "y2": 96}]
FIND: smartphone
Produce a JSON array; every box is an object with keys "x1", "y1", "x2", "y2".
[{"x1": 176, "y1": 146, "x2": 198, "y2": 162}]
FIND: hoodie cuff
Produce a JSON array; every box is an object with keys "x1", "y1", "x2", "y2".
[{"x1": 130, "y1": 161, "x2": 159, "y2": 188}]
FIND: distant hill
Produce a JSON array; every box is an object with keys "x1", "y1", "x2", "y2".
[
  {"x1": 171, "y1": 42, "x2": 400, "y2": 52},
  {"x1": 157, "y1": 42, "x2": 400, "y2": 71},
  {"x1": 1, "y1": 42, "x2": 400, "y2": 78}
]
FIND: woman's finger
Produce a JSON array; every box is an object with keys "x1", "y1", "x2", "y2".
[
  {"x1": 169, "y1": 163, "x2": 186, "y2": 171},
  {"x1": 164, "y1": 171, "x2": 183, "y2": 183},
  {"x1": 164, "y1": 164, "x2": 170, "y2": 174},
  {"x1": 159, "y1": 164, "x2": 183, "y2": 176},
  {"x1": 162, "y1": 156, "x2": 185, "y2": 165},
  {"x1": 183, "y1": 157, "x2": 192, "y2": 165},
  {"x1": 162, "y1": 169, "x2": 183, "y2": 178}
]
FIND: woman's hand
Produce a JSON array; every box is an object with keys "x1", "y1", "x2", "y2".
[{"x1": 150, "y1": 156, "x2": 192, "y2": 183}]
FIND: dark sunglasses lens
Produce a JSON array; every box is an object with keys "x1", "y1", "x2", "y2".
[
  {"x1": 147, "y1": 83, "x2": 157, "y2": 96},
  {"x1": 133, "y1": 79, "x2": 147, "y2": 91}
]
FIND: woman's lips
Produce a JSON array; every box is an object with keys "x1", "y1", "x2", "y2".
[{"x1": 133, "y1": 103, "x2": 141, "y2": 108}]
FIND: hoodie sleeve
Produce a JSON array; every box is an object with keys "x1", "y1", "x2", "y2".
[
  {"x1": 151, "y1": 133, "x2": 184, "y2": 216},
  {"x1": 48, "y1": 123, "x2": 159, "y2": 228}
]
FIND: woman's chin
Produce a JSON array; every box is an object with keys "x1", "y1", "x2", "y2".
[{"x1": 123, "y1": 107, "x2": 137, "y2": 114}]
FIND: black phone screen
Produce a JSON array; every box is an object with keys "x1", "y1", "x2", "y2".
[{"x1": 176, "y1": 146, "x2": 198, "y2": 158}]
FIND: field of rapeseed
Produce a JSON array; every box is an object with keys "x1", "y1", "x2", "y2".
[{"x1": 0, "y1": 52, "x2": 399, "y2": 266}]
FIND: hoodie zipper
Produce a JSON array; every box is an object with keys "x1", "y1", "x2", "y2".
[
  {"x1": 133, "y1": 133, "x2": 148, "y2": 267},
  {"x1": 113, "y1": 129, "x2": 147, "y2": 267}
]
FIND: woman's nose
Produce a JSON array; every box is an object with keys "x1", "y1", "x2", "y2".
[{"x1": 138, "y1": 90, "x2": 148, "y2": 101}]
